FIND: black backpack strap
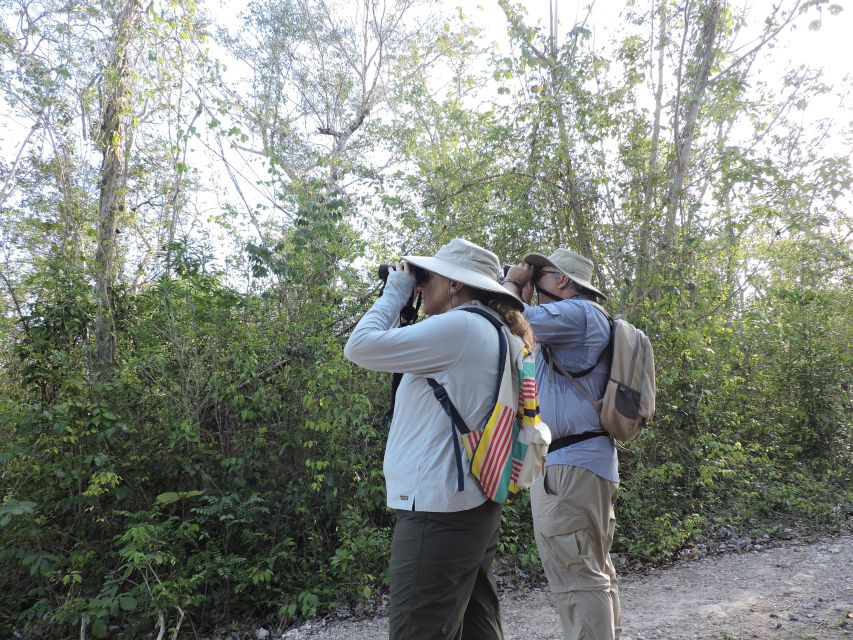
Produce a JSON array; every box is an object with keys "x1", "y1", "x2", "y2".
[
  {"x1": 427, "y1": 378, "x2": 468, "y2": 491},
  {"x1": 541, "y1": 301, "x2": 613, "y2": 449},
  {"x1": 459, "y1": 308, "x2": 508, "y2": 408},
  {"x1": 426, "y1": 307, "x2": 507, "y2": 492},
  {"x1": 548, "y1": 431, "x2": 609, "y2": 453}
]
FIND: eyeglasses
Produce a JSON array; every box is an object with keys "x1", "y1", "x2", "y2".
[{"x1": 538, "y1": 269, "x2": 563, "y2": 279}]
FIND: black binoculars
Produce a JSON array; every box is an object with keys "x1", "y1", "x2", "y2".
[
  {"x1": 377, "y1": 263, "x2": 393, "y2": 282},
  {"x1": 503, "y1": 264, "x2": 543, "y2": 280},
  {"x1": 378, "y1": 263, "x2": 430, "y2": 285}
]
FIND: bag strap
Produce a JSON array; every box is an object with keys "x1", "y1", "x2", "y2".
[
  {"x1": 541, "y1": 299, "x2": 613, "y2": 416},
  {"x1": 549, "y1": 431, "x2": 610, "y2": 453},
  {"x1": 426, "y1": 378, "x2": 469, "y2": 491},
  {"x1": 542, "y1": 327, "x2": 611, "y2": 451},
  {"x1": 541, "y1": 299, "x2": 612, "y2": 377},
  {"x1": 544, "y1": 349, "x2": 604, "y2": 413},
  {"x1": 426, "y1": 307, "x2": 508, "y2": 492},
  {"x1": 541, "y1": 345, "x2": 599, "y2": 378},
  {"x1": 586, "y1": 300, "x2": 612, "y2": 321}
]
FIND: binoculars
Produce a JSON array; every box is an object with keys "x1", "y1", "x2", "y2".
[
  {"x1": 380, "y1": 263, "x2": 515, "y2": 283},
  {"x1": 378, "y1": 263, "x2": 430, "y2": 285}
]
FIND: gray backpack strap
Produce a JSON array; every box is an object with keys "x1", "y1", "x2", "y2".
[
  {"x1": 586, "y1": 300, "x2": 612, "y2": 321},
  {"x1": 542, "y1": 299, "x2": 612, "y2": 414},
  {"x1": 542, "y1": 344, "x2": 603, "y2": 413}
]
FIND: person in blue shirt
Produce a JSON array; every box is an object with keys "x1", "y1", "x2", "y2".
[{"x1": 502, "y1": 248, "x2": 621, "y2": 640}]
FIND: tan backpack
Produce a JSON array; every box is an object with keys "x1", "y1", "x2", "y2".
[{"x1": 542, "y1": 301, "x2": 655, "y2": 443}]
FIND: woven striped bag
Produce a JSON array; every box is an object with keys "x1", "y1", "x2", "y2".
[{"x1": 428, "y1": 308, "x2": 550, "y2": 504}]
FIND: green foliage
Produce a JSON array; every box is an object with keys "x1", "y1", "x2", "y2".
[
  {"x1": 1, "y1": 209, "x2": 393, "y2": 636},
  {"x1": 497, "y1": 493, "x2": 541, "y2": 576},
  {"x1": 613, "y1": 277, "x2": 852, "y2": 561}
]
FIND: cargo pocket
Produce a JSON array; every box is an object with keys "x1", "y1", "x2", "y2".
[
  {"x1": 537, "y1": 514, "x2": 590, "y2": 567},
  {"x1": 535, "y1": 515, "x2": 610, "y2": 592}
]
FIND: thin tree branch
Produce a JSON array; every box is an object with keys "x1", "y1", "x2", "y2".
[
  {"x1": 0, "y1": 121, "x2": 39, "y2": 209},
  {"x1": 1, "y1": 268, "x2": 33, "y2": 343}
]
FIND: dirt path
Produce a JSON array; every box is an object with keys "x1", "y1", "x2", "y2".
[{"x1": 280, "y1": 535, "x2": 851, "y2": 640}]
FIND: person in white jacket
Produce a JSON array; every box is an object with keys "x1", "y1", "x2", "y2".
[{"x1": 344, "y1": 238, "x2": 530, "y2": 640}]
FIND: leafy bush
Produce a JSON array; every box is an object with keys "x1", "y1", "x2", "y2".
[{"x1": 2, "y1": 245, "x2": 850, "y2": 637}]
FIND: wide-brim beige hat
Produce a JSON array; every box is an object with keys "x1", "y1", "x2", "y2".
[
  {"x1": 523, "y1": 248, "x2": 607, "y2": 301},
  {"x1": 405, "y1": 238, "x2": 524, "y2": 311}
]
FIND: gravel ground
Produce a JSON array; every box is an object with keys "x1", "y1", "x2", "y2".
[{"x1": 261, "y1": 534, "x2": 852, "y2": 640}]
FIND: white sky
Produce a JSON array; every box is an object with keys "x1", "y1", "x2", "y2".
[
  {"x1": 201, "y1": 0, "x2": 852, "y2": 158},
  {"x1": 2, "y1": 0, "x2": 849, "y2": 170},
  {"x1": 465, "y1": 0, "x2": 851, "y2": 118},
  {"x1": 162, "y1": 0, "x2": 853, "y2": 274}
]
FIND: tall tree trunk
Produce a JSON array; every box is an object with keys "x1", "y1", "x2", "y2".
[
  {"x1": 548, "y1": 0, "x2": 596, "y2": 271},
  {"x1": 633, "y1": 0, "x2": 667, "y2": 305},
  {"x1": 659, "y1": 0, "x2": 722, "y2": 275},
  {"x1": 57, "y1": 142, "x2": 83, "y2": 265},
  {"x1": 93, "y1": 0, "x2": 141, "y2": 381}
]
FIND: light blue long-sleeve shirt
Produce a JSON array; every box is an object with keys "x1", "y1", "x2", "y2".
[{"x1": 523, "y1": 296, "x2": 619, "y2": 483}]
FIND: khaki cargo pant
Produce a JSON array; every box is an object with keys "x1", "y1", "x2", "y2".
[{"x1": 531, "y1": 465, "x2": 621, "y2": 640}]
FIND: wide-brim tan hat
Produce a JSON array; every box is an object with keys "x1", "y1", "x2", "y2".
[
  {"x1": 405, "y1": 238, "x2": 524, "y2": 311},
  {"x1": 523, "y1": 248, "x2": 607, "y2": 301}
]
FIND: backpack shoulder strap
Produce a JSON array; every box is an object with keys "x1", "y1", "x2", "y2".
[
  {"x1": 453, "y1": 308, "x2": 508, "y2": 412},
  {"x1": 541, "y1": 299, "x2": 614, "y2": 412},
  {"x1": 586, "y1": 300, "x2": 612, "y2": 322},
  {"x1": 426, "y1": 306, "x2": 507, "y2": 491},
  {"x1": 542, "y1": 298, "x2": 612, "y2": 379},
  {"x1": 426, "y1": 377, "x2": 469, "y2": 492},
  {"x1": 545, "y1": 349, "x2": 603, "y2": 413},
  {"x1": 586, "y1": 300, "x2": 615, "y2": 370},
  {"x1": 541, "y1": 345, "x2": 599, "y2": 379}
]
